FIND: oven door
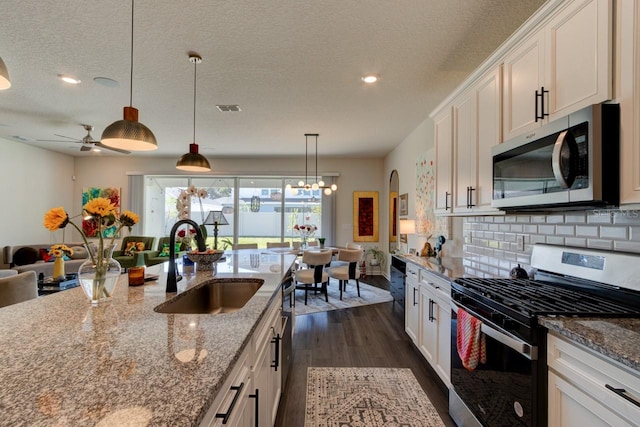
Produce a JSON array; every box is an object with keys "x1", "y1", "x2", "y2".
[{"x1": 450, "y1": 301, "x2": 541, "y2": 427}]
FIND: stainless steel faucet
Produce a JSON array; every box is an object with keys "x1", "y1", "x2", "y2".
[{"x1": 166, "y1": 219, "x2": 207, "y2": 293}]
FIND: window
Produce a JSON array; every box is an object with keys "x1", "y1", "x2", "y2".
[{"x1": 142, "y1": 175, "x2": 329, "y2": 249}]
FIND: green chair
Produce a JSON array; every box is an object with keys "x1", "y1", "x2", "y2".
[
  {"x1": 143, "y1": 237, "x2": 177, "y2": 267},
  {"x1": 112, "y1": 236, "x2": 156, "y2": 270}
]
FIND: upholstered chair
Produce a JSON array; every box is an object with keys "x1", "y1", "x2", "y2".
[
  {"x1": 328, "y1": 249, "x2": 364, "y2": 300},
  {"x1": 266, "y1": 242, "x2": 290, "y2": 248},
  {"x1": 143, "y1": 237, "x2": 174, "y2": 267},
  {"x1": 0, "y1": 271, "x2": 38, "y2": 308},
  {"x1": 112, "y1": 236, "x2": 156, "y2": 270},
  {"x1": 294, "y1": 249, "x2": 333, "y2": 305}
]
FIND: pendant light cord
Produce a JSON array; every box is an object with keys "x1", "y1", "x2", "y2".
[
  {"x1": 315, "y1": 134, "x2": 318, "y2": 185},
  {"x1": 129, "y1": 0, "x2": 135, "y2": 107},
  {"x1": 193, "y1": 59, "x2": 197, "y2": 143}
]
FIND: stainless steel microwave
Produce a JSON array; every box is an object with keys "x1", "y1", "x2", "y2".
[{"x1": 492, "y1": 103, "x2": 619, "y2": 211}]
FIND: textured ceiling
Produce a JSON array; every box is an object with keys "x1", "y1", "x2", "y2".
[{"x1": 0, "y1": 0, "x2": 545, "y2": 158}]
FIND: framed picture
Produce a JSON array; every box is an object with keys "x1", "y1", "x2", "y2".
[
  {"x1": 82, "y1": 187, "x2": 121, "y2": 238},
  {"x1": 400, "y1": 232, "x2": 407, "y2": 243},
  {"x1": 353, "y1": 191, "x2": 379, "y2": 242},
  {"x1": 399, "y1": 193, "x2": 408, "y2": 216}
]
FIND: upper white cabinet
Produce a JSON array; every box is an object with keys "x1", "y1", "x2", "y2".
[
  {"x1": 502, "y1": 0, "x2": 612, "y2": 141},
  {"x1": 434, "y1": 107, "x2": 453, "y2": 215},
  {"x1": 453, "y1": 67, "x2": 502, "y2": 214},
  {"x1": 619, "y1": 0, "x2": 640, "y2": 205}
]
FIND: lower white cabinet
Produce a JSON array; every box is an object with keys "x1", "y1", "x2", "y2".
[
  {"x1": 201, "y1": 347, "x2": 253, "y2": 427},
  {"x1": 201, "y1": 296, "x2": 283, "y2": 427},
  {"x1": 418, "y1": 270, "x2": 452, "y2": 388},
  {"x1": 405, "y1": 262, "x2": 452, "y2": 388},
  {"x1": 252, "y1": 297, "x2": 283, "y2": 427},
  {"x1": 405, "y1": 264, "x2": 420, "y2": 343},
  {"x1": 547, "y1": 334, "x2": 640, "y2": 427}
]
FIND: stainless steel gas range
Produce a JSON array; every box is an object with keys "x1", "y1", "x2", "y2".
[{"x1": 449, "y1": 244, "x2": 640, "y2": 427}]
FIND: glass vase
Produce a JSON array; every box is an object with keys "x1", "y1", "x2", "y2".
[
  {"x1": 301, "y1": 236, "x2": 308, "y2": 249},
  {"x1": 78, "y1": 243, "x2": 121, "y2": 305}
]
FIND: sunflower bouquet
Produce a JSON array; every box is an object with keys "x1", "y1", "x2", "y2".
[
  {"x1": 44, "y1": 198, "x2": 139, "y2": 302},
  {"x1": 49, "y1": 244, "x2": 74, "y2": 258}
]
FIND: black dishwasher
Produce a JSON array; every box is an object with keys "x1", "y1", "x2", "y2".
[{"x1": 390, "y1": 256, "x2": 406, "y2": 309}]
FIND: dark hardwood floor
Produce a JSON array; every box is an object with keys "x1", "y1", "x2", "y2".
[{"x1": 275, "y1": 275, "x2": 456, "y2": 426}]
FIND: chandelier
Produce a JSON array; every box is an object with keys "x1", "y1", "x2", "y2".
[{"x1": 286, "y1": 133, "x2": 337, "y2": 196}]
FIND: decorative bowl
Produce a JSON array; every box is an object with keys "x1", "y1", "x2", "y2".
[{"x1": 186, "y1": 250, "x2": 225, "y2": 271}]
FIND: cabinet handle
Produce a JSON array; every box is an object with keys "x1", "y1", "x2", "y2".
[
  {"x1": 271, "y1": 334, "x2": 281, "y2": 371},
  {"x1": 605, "y1": 384, "x2": 640, "y2": 408},
  {"x1": 413, "y1": 287, "x2": 418, "y2": 306},
  {"x1": 535, "y1": 86, "x2": 549, "y2": 122},
  {"x1": 216, "y1": 382, "x2": 245, "y2": 424},
  {"x1": 468, "y1": 187, "x2": 475, "y2": 208},
  {"x1": 249, "y1": 389, "x2": 259, "y2": 427},
  {"x1": 445, "y1": 191, "x2": 451, "y2": 210},
  {"x1": 428, "y1": 298, "x2": 435, "y2": 322}
]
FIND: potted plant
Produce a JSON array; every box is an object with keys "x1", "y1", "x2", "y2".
[
  {"x1": 318, "y1": 237, "x2": 326, "y2": 248},
  {"x1": 366, "y1": 246, "x2": 387, "y2": 270}
]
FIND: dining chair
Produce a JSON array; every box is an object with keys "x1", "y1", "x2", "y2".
[
  {"x1": 307, "y1": 240, "x2": 319, "y2": 247},
  {"x1": 0, "y1": 271, "x2": 38, "y2": 308},
  {"x1": 328, "y1": 249, "x2": 364, "y2": 300},
  {"x1": 232, "y1": 243, "x2": 258, "y2": 249},
  {"x1": 294, "y1": 249, "x2": 333, "y2": 305},
  {"x1": 266, "y1": 242, "x2": 290, "y2": 248}
]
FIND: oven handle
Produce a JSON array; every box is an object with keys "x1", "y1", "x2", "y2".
[{"x1": 451, "y1": 301, "x2": 537, "y2": 360}]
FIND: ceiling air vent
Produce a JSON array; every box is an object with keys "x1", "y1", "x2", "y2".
[{"x1": 216, "y1": 105, "x2": 242, "y2": 112}]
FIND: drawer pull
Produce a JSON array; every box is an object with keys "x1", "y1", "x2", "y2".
[
  {"x1": 216, "y1": 382, "x2": 245, "y2": 424},
  {"x1": 605, "y1": 384, "x2": 640, "y2": 408},
  {"x1": 249, "y1": 389, "x2": 259, "y2": 427}
]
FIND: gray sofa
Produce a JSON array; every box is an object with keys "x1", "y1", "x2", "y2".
[{"x1": 2, "y1": 242, "x2": 89, "y2": 277}]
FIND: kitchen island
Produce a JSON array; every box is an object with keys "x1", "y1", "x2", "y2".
[{"x1": 0, "y1": 250, "x2": 296, "y2": 426}]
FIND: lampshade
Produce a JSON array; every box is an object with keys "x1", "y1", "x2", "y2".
[
  {"x1": 176, "y1": 53, "x2": 211, "y2": 171},
  {"x1": 203, "y1": 210, "x2": 229, "y2": 226},
  {"x1": 0, "y1": 56, "x2": 10, "y2": 90},
  {"x1": 399, "y1": 219, "x2": 415, "y2": 235},
  {"x1": 101, "y1": 0, "x2": 157, "y2": 152}
]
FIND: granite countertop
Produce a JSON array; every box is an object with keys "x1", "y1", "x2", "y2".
[
  {"x1": 539, "y1": 317, "x2": 640, "y2": 372},
  {"x1": 396, "y1": 254, "x2": 465, "y2": 281},
  {"x1": 0, "y1": 250, "x2": 296, "y2": 426}
]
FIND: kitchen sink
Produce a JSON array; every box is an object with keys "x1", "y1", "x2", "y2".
[{"x1": 154, "y1": 278, "x2": 264, "y2": 314}]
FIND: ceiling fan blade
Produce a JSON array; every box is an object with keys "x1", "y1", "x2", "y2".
[
  {"x1": 94, "y1": 142, "x2": 131, "y2": 155},
  {"x1": 37, "y1": 138, "x2": 82, "y2": 143}
]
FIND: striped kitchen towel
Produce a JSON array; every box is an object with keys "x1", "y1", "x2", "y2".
[{"x1": 457, "y1": 308, "x2": 486, "y2": 370}]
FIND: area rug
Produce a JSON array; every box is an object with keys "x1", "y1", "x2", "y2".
[
  {"x1": 305, "y1": 367, "x2": 446, "y2": 427},
  {"x1": 294, "y1": 279, "x2": 393, "y2": 316}
]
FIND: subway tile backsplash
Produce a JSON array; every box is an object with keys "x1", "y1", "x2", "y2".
[{"x1": 463, "y1": 209, "x2": 640, "y2": 279}]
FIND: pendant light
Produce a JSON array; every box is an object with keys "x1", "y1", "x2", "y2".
[
  {"x1": 285, "y1": 133, "x2": 337, "y2": 196},
  {"x1": 176, "y1": 53, "x2": 211, "y2": 171},
  {"x1": 0, "y1": 56, "x2": 10, "y2": 90},
  {"x1": 101, "y1": 0, "x2": 157, "y2": 151}
]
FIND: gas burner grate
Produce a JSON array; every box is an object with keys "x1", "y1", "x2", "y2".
[{"x1": 453, "y1": 277, "x2": 640, "y2": 318}]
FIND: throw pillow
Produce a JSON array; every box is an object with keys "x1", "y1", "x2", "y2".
[
  {"x1": 70, "y1": 246, "x2": 87, "y2": 259},
  {"x1": 158, "y1": 243, "x2": 170, "y2": 257},
  {"x1": 13, "y1": 247, "x2": 38, "y2": 266},
  {"x1": 124, "y1": 241, "x2": 145, "y2": 256},
  {"x1": 39, "y1": 248, "x2": 55, "y2": 262}
]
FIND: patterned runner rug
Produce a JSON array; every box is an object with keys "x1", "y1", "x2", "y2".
[
  {"x1": 294, "y1": 280, "x2": 393, "y2": 316},
  {"x1": 305, "y1": 367, "x2": 446, "y2": 427}
]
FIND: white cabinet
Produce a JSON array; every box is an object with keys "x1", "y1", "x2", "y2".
[
  {"x1": 434, "y1": 107, "x2": 453, "y2": 215},
  {"x1": 418, "y1": 270, "x2": 451, "y2": 388},
  {"x1": 547, "y1": 334, "x2": 640, "y2": 427},
  {"x1": 252, "y1": 296, "x2": 283, "y2": 427},
  {"x1": 404, "y1": 262, "x2": 452, "y2": 388},
  {"x1": 404, "y1": 264, "x2": 420, "y2": 342},
  {"x1": 503, "y1": 0, "x2": 612, "y2": 141},
  {"x1": 619, "y1": 0, "x2": 640, "y2": 205},
  {"x1": 452, "y1": 67, "x2": 502, "y2": 214},
  {"x1": 201, "y1": 347, "x2": 253, "y2": 427}
]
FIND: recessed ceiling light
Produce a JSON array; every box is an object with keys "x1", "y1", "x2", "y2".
[
  {"x1": 361, "y1": 74, "x2": 379, "y2": 84},
  {"x1": 58, "y1": 74, "x2": 81, "y2": 84}
]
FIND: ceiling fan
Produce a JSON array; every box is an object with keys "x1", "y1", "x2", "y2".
[{"x1": 37, "y1": 124, "x2": 131, "y2": 154}]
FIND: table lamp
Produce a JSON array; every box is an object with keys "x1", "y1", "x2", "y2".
[
  {"x1": 399, "y1": 219, "x2": 415, "y2": 254},
  {"x1": 203, "y1": 210, "x2": 229, "y2": 250}
]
